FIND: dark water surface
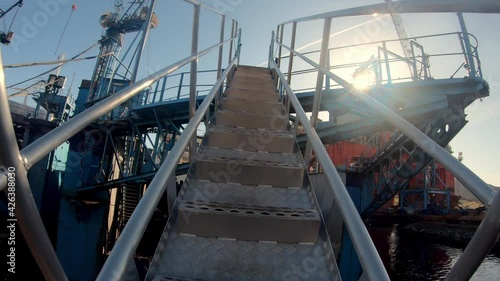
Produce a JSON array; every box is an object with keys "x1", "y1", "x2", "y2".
[{"x1": 367, "y1": 225, "x2": 500, "y2": 281}]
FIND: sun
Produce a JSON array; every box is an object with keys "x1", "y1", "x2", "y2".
[{"x1": 353, "y1": 72, "x2": 374, "y2": 90}]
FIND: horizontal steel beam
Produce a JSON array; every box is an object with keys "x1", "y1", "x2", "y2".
[
  {"x1": 183, "y1": 0, "x2": 237, "y2": 22},
  {"x1": 281, "y1": 0, "x2": 500, "y2": 25}
]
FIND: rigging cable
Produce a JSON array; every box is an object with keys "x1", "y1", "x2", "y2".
[
  {"x1": 54, "y1": 4, "x2": 77, "y2": 55},
  {"x1": 7, "y1": 3, "x2": 21, "y2": 33},
  {"x1": 6, "y1": 41, "x2": 100, "y2": 89}
]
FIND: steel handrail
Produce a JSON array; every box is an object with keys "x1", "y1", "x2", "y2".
[
  {"x1": 270, "y1": 59, "x2": 391, "y2": 281},
  {"x1": 96, "y1": 56, "x2": 238, "y2": 281},
  {"x1": 280, "y1": 31, "x2": 476, "y2": 59}
]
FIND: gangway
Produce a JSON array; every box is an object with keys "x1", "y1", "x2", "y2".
[{"x1": 1, "y1": 1, "x2": 500, "y2": 281}]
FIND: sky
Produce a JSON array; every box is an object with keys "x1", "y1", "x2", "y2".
[{"x1": 1, "y1": 0, "x2": 499, "y2": 186}]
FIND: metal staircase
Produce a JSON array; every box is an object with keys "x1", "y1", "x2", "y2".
[{"x1": 146, "y1": 66, "x2": 340, "y2": 280}]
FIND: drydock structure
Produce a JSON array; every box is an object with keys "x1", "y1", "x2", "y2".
[{"x1": 1, "y1": 1, "x2": 500, "y2": 281}]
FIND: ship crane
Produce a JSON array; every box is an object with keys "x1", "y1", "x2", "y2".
[
  {"x1": 0, "y1": 0, "x2": 23, "y2": 45},
  {"x1": 87, "y1": 0, "x2": 158, "y2": 102}
]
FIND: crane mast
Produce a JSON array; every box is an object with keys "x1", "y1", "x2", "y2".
[{"x1": 386, "y1": 0, "x2": 413, "y2": 59}]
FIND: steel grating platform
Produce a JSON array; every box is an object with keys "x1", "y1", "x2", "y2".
[{"x1": 145, "y1": 65, "x2": 340, "y2": 281}]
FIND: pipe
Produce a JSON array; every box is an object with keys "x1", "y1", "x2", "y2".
[{"x1": 189, "y1": 4, "x2": 200, "y2": 163}]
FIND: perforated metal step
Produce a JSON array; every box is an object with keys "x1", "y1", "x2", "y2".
[
  {"x1": 225, "y1": 88, "x2": 280, "y2": 102},
  {"x1": 221, "y1": 97, "x2": 284, "y2": 114},
  {"x1": 206, "y1": 125, "x2": 296, "y2": 153},
  {"x1": 175, "y1": 201, "x2": 320, "y2": 243},
  {"x1": 194, "y1": 147, "x2": 304, "y2": 188},
  {"x1": 179, "y1": 180, "x2": 315, "y2": 209},
  {"x1": 215, "y1": 109, "x2": 289, "y2": 130}
]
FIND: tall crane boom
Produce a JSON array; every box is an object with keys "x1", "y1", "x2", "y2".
[{"x1": 385, "y1": 0, "x2": 415, "y2": 76}]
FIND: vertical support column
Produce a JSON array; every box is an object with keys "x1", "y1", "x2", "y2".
[
  {"x1": 325, "y1": 51, "x2": 331, "y2": 90},
  {"x1": 457, "y1": 12, "x2": 476, "y2": 78},
  {"x1": 236, "y1": 28, "x2": 242, "y2": 66},
  {"x1": 234, "y1": 22, "x2": 240, "y2": 66},
  {"x1": 269, "y1": 31, "x2": 275, "y2": 69},
  {"x1": 131, "y1": 0, "x2": 158, "y2": 84},
  {"x1": 189, "y1": 4, "x2": 200, "y2": 163},
  {"x1": 410, "y1": 43, "x2": 418, "y2": 81},
  {"x1": 305, "y1": 17, "x2": 331, "y2": 163},
  {"x1": 0, "y1": 49, "x2": 68, "y2": 280},
  {"x1": 277, "y1": 24, "x2": 284, "y2": 68},
  {"x1": 382, "y1": 41, "x2": 391, "y2": 84},
  {"x1": 287, "y1": 22, "x2": 297, "y2": 85},
  {"x1": 217, "y1": 15, "x2": 226, "y2": 79},
  {"x1": 228, "y1": 20, "x2": 235, "y2": 64}
]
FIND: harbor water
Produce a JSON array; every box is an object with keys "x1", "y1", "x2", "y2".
[{"x1": 368, "y1": 225, "x2": 500, "y2": 281}]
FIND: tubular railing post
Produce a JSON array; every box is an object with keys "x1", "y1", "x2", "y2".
[
  {"x1": 305, "y1": 17, "x2": 331, "y2": 163},
  {"x1": 382, "y1": 41, "x2": 392, "y2": 84},
  {"x1": 445, "y1": 189, "x2": 500, "y2": 281},
  {"x1": 325, "y1": 50, "x2": 331, "y2": 90},
  {"x1": 410, "y1": 43, "x2": 418, "y2": 81},
  {"x1": 228, "y1": 20, "x2": 235, "y2": 65},
  {"x1": 0, "y1": 49, "x2": 68, "y2": 281},
  {"x1": 217, "y1": 15, "x2": 226, "y2": 79},
  {"x1": 287, "y1": 22, "x2": 297, "y2": 85},
  {"x1": 189, "y1": 4, "x2": 200, "y2": 163},
  {"x1": 277, "y1": 24, "x2": 284, "y2": 68},
  {"x1": 269, "y1": 31, "x2": 275, "y2": 68},
  {"x1": 236, "y1": 28, "x2": 242, "y2": 66},
  {"x1": 130, "y1": 0, "x2": 157, "y2": 84},
  {"x1": 177, "y1": 72, "x2": 184, "y2": 99},
  {"x1": 457, "y1": 12, "x2": 476, "y2": 78}
]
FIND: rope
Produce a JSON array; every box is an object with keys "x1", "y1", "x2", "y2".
[{"x1": 7, "y1": 41, "x2": 100, "y2": 89}]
